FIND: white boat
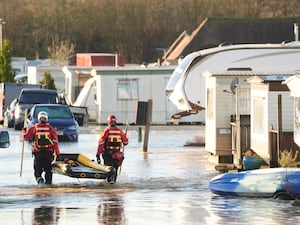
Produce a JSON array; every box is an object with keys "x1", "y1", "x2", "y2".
[{"x1": 166, "y1": 41, "x2": 300, "y2": 120}]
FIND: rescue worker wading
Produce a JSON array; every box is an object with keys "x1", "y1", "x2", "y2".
[
  {"x1": 96, "y1": 115, "x2": 128, "y2": 184},
  {"x1": 22, "y1": 111, "x2": 60, "y2": 185}
]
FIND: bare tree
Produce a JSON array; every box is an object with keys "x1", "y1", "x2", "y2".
[
  {"x1": 47, "y1": 35, "x2": 76, "y2": 63},
  {"x1": 1, "y1": 0, "x2": 300, "y2": 63}
]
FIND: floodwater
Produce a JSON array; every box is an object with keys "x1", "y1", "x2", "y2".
[{"x1": 0, "y1": 125, "x2": 300, "y2": 225}]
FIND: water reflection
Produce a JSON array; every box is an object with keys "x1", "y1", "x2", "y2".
[
  {"x1": 97, "y1": 195, "x2": 125, "y2": 224},
  {"x1": 5, "y1": 126, "x2": 300, "y2": 224},
  {"x1": 32, "y1": 206, "x2": 60, "y2": 225},
  {"x1": 208, "y1": 196, "x2": 300, "y2": 225}
]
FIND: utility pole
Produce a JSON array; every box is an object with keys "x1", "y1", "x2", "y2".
[{"x1": 0, "y1": 18, "x2": 6, "y2": 52}]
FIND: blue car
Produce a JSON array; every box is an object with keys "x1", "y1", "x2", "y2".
[{"x1": 26, "y1": 104, "x2": 79, "y2": 142}]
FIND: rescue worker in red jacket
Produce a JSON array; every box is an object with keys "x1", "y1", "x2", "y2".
[
  {"x1": 22, "y1": 111, "x2": 60, "y2": 185},
  {"x1": 96, "y1": 115, "x2": 128, "y2": 183}
]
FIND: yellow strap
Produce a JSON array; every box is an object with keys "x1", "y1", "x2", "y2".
[
  {"x1": 48, "y1": 137, "x2": 54, "y2": 145},
  {"x1": 36, "y1": 133, "x2": 54, "y2": 145}
]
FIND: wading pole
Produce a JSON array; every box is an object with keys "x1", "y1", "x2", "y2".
[
  {"x1": 119, "y1": 119, "x2": 129, "y2": 175},
  {"x1": 20, "y1": 108, "x2": 28, "y2": 177}
]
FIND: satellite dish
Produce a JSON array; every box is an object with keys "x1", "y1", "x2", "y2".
[{"x1": 230, "y1": 77, "x2": 239, "y2": 94}]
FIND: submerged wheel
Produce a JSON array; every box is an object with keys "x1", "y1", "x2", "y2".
[
  {"x1": 273, "y1": 191, "x2": 295, "y2": 200},
  {"x1": 14, "y1": 122, "x2": 23, "y2": 130},
  {"x1": 7, "y1": 119, "x2": 14, "y2": 128},
  {"x1": 74, "y1": 135, "x2": 78, "y2": 142}
]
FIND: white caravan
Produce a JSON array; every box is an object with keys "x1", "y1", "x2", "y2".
[{"x1": 166, "y1": 41, "x2": 300, "y2": 122}]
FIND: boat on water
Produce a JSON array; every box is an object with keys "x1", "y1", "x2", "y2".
[
  {"x1": 209, "y1": 167, "x2": 300, "y2": 199},
  {"x1": 52, "y1": 153, "x2": 114, "y2": 181}
]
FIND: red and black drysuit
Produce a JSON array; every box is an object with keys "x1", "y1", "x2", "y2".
[
  {"x1": 23, "y1": 123, "x2": 60, "y2": 185},
  {"x1": 96, "y1": 125, "x2": 128, "y2": 182}
]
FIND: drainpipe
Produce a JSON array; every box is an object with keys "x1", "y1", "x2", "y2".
[
  {"x1": 235, "y1": 84, "x2": 242, "y2": 166},
  {"x1": 115, "y1": 53, "x2": 119, "y2": 67},
  {"x1": 294, "y1": 23, "x2": 299, "y2": 41}
]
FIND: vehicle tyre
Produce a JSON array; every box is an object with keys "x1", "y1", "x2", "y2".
[
  {"x1": 14, "y1": 122, "x2": 23, "y2": 130},
  {"x1": 8, "y1": 119, "x2": 14, "y2": 128}
]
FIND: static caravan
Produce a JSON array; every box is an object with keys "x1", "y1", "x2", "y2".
[
  {"x1": 27, "y1": 60, "x2": 69, "y2": 92},
  {"x1": 90, "y1": 66, "x2": 185, "y2": 124},
  {"x1": 63, "y1": 65, "x2": 205, "y2": 124},
  {"x1": 204, "y1": 70, "x2": 295, "y2": 166},
  {"x1": 204, "y1": 70, "x2": 253, "y2": 165},
  {"x1": 247, "y1": 74, "x2": 295, "y2": 166},
  {"x1": 284, "y1": 75, "x2": 300, "y2": 149}
]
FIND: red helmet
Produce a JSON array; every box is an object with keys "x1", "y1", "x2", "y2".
[{"x1": 107, "y1": 115, "x2": 117, "y2": 125}]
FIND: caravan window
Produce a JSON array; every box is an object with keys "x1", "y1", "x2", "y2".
[{"x1": 117, "y1": 79, "x2": 138, "y2": 100}]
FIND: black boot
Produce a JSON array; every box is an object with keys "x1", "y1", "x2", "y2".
[
  {"x1": 107, "y1": 167, "x2": 116, "y2": 184},
  {"x1": 36, "y1": 177, "x2": 45, "y2": 185}
]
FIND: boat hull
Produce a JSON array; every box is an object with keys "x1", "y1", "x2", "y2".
[{"x1": 209, "y1": 168, "x2": 300, "y2": 197}]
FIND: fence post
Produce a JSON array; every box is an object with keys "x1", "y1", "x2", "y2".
[{"x1": 143, "y1": 99, "x2": 152, "y2": 152}]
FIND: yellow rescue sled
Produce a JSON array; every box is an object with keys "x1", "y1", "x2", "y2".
[{"x1": 52, "y1": 153, "x2": 113, "y2": 180}]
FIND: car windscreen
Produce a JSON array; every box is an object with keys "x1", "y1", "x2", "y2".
[
  {"x1": 33, "y1": 106, "x2": 74, "y2": 119},
  {"x1": 20, "y1": 93, "x2": 58, "y2": 104}
]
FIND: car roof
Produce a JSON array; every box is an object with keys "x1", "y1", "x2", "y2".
[
  {"x1": 30, "y1": 104, "x2": 74, "y2": 118},
  {"x1": 32, "y1": 103, "x2": 69, "y2": 108},
  {"x1": 21, "y1": 88, "x2": 57, "y2": 93}
]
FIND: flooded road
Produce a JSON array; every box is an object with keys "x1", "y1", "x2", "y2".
[{"x1": 0, "y1": 125, "x2": 300, "y2": 225}]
